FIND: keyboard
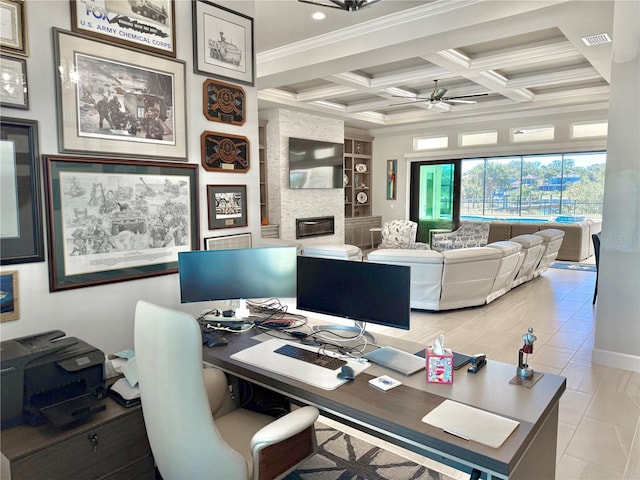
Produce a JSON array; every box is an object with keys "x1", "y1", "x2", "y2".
[{"x1": 274, "y1": 344, "x2": 346, "y2": 370}]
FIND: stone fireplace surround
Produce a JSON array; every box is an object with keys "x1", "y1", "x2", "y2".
[{"x1": 263, "y1": 108, "x2": 345, "y2": 246}]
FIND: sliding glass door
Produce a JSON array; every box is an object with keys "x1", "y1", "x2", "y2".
[{"x1": 409, "y1": 160, "x2": 460, "y2": 243}]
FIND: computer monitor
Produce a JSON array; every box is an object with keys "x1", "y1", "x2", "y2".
[
  {"x1": 296, "y1": 256, "x2": 411, "y2": 336},
  {"x1": 178, "y1": 247, "x2": 297, "y2": 304}
]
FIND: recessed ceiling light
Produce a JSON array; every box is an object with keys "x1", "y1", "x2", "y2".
[
  {"x1": 312, "y1": 11, "x2": 326, "y2": 20},
  {"x1": 581, "y1": 33, "x2": 611, "y2": 46}
]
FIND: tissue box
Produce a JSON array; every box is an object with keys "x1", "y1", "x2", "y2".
[{"x1": 426, "y1": 346, "x2": 454, "y2": 384}]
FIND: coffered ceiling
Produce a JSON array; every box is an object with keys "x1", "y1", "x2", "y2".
[{"x1": 254, "y1": 0, "x2": 614, "y2": 133}]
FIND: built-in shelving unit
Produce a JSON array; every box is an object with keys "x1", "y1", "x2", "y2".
[
  {"x1": 344, "y1": 135, "x2": 373, "y2": 219},
  {"x1": 259, "y1": 122, "x2": 268, "y2": 224}
]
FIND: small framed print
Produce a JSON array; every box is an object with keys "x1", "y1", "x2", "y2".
[
  {"x1": 203, "y1": 78, "x2": 245, "y2": 125},
  {"x1": 0, "y1": 54, "x2": 27, "y2": 109},
  {"x1": 0, "y1": 0, "x2": 27, "y2": 56},
  {"x1": 0, "y1": 270, "x2": 19, "y2": 322},
  {"x1": 387, "y1": 159, "x2": 397, "y2": 200},
  {"x1": 201, "y1": 131, "x2": 249, "y2": 173},
  {"x1": 192, "y1": 0, "x2": 254, "y2": 86},
  {"x1": 207, "y1": 184, "x2": 247, "y2": 230},
  {"x1": 70, "y1": 0, "x2": 177, "y2": 57}
]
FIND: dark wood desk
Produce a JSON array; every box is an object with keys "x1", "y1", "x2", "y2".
[{"x1": 203, "y1": 330, "x2": 565, "y2": 480}]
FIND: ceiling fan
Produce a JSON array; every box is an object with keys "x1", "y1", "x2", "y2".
[{"x1": 392, "y1": 80, "x2": 488, "y2": 109}]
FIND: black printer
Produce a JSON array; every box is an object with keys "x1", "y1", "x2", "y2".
[{"x1": 1, "y1": 330, "x2": 106, "y2": 428}]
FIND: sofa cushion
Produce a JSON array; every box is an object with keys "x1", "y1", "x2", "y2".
[
  {"x1": 304, "y1": 244, "x2": 362, "y2": 260},
  {"x1": 442, "y1": 246, "x2": 502, "y2": 264},
  {"x1": 510, "y1": 234, "x2": 544, "y2": 248},
  {"x1": 486, "y1": 240, "x2": 523, "y2": 256},
  {"x1": 368, "y1": 249, "x2": 443, "y2": 264}
]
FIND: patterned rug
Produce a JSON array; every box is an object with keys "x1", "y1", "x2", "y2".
[
  {"x1": 285, "y1": 424, "x2": 456, "y2": 480},
  {"x1": 549, "y1": 261, "x2": 596, "y2": 272}
]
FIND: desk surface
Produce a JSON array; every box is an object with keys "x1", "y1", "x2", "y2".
[{"x1": 203, "y1": 328, "x2": 565, "y2": 479}]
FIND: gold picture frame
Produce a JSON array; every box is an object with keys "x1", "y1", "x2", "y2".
[{"x1": 0, "y1": 0, "x2": 27, "y2": 56}]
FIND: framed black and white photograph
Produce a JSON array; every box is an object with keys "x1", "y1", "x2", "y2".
[
  {"x1": 207, "y1": 184, "x2": 247, "y2": 230},
  {"x1": 70, "y1": 0, "x2": 177, "y2": 57},
  {"x1": 54, "y1": 28, "x2": 187, "y2": 160},
  {"x1": 0, "y1": 0, "x2": 27, "y2": 56},
  {"x1": 0, "y1": 54, "x2": 27, "y2": 109},
  {"x1": 1, "y1": 118, "x2": 43, "y2": 265},
  {"x1": 0, "y1": 270, "x2": 19, "y2": 322},
  {"x1": 43, "y1": 155, "x2": 199, "y2": 292},
  {"x1": 192, "y1": 0, "x2": 254, "y2": 86},
  {"x1": 204, "y1": 232, "x2": 252, "y2": 250}
]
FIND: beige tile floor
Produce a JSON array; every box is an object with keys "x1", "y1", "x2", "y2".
[{"x1": 362, "y1": 265, "x2": 640, "y2": 479}]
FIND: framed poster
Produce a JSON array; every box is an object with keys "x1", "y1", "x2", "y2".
[
  {"x1": 203, "y1": 78, "x2": 245, "y2": 125},
  {"x1": 0, "y1": 54, "x2": 27, "y2": 109},
  {"x1": 201, "y1": 131, "x2": 249, "y2": 173},
  {"x1": 0, "y1": 270, "x2": 19, "y2": 322},
  {"x1": 192, "y1": 0, "x2": 254, "y2": 86},
  {"x1": 207, "y1": 184, "x2": 247, "y2": 230},
  {"x1": 387, "y1": 159, "x2": 397, "y2": 200},
  {"x1": 53, "y1": 28, "x2": 187, "y2": 160},
  {"x1": 0, "y1": 0, "x2": 27, "y2": 56},
  {"x1": 70, "y1": 0, "x2": 177, "y2": 57},
  {"x1": 1, "y1": 118, "x2": 44, "y2": 265},
  {"x1": 43, "y1": 155, "x2": 199, "y2": 292}
]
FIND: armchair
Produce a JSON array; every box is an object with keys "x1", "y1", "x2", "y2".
[
  {"x1": 431, "y1": 221, "x2": 490, "y2": 252},
  {"x1": 379, "y1": 220, "x2": 430, "y2": 250},
  {"x1": 134, "y1": 300, "x2": 319, "y2": 480}
]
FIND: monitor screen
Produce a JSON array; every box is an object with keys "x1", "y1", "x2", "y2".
[
  {"x1": 288, "y1": 137, "x2": 344, "y2": 189},
  {"x1": 178, "y1": 247, "x2": 297, "y2": 303},
  {"x1": 296, "y1": 256, "x2": 411, "y2": 330}
]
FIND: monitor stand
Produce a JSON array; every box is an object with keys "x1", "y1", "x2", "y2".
[
  {"x1": 311, "y1": 320, "x2": 376, "y2": 343},
  {"x1": 200, "y1": 298, "x2": 251, "y2": 322}
]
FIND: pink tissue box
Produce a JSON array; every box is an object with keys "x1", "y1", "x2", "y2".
[{"x1": 426, "y1": 346, "x2": 454, "y2": 384}]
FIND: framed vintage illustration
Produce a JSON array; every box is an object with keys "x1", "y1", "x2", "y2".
[
  {"x1": 192, "y1": 0, "x2": 254, "y2": 86},
  {"x1": 201, "y1": 131, "x2": 249, "y2": 173},
  {"x1": 387, "y1": 159, "x2": 397, "y2": 200},
  {"x1": 0, "y1": 270, "x2": 19, "y2": 322},
  {"x1": 203, "y1": 78, "x2": 246, "y2": 125},
  {"x1": 0, "y1": 54, "x2": 27, "y2": 109},
  {"x1": 43, "y1": 155, "x2": 199, "y2": 292},
  {"x1": 207, "y1": 185, "x2": 247, "y2": 230},
  {"x1": 70, "y1": 0, "x2": 177, "y2": 58},
  {"x1": 1, "y1": 118, "x2": 44, "y2": 265},
  {"x1": 53, "y1": 28, "x2": 187, "y2": 160},
  {"x1": 0, "y1": 0, "x2": 27, "y2": 56},
  {"x1": 204, "y1": 232, "x2": 252, "y2": 250}
]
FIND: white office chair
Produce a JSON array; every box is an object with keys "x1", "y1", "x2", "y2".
[{"x1": 134, "y1": 300, "x2": 319, "y2": 480}]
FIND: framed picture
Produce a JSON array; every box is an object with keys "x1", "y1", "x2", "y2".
[
  {"x1": 53, "y1": 28, "x2": 187, "y2": 160},
  {"x1": 43, "y1": 155, "x2": 199, "y2": 292},
  {"x1": 0, "y1": 54, "x2": 27, "y2": 109},
  {"x1": 70, "y1": 0, "x2": 177, "y2": 58},
  {"x1": 204, "y1": 232, "x2": 252, "y2": 250},
  {"x1": 203, "y1": 78, "x2": 246, "y2": 125},
  {"x1": 201, "y1": 131, "x2": 249, "y2": 173},
  {"x1": 1, "y1": 118, "x2": 44, "y2": 265},
  {"x1": 192, "y1": 0, "x2": 254, "y2": 86},
  {"x1": 207, "y1": 185, "x2": 247, "y2": 230},
  {"x1": 0, "y1": 270, "x2": 19, "y2": 322},
  {"x1": 0, "y1": 0, "x2": 27, "y2": 56},
  {"x1": 387, "y1": 159, "x2": 397, "y2": 200}
]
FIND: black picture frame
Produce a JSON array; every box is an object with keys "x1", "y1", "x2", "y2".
[
  {"x1": 192, "y1": 0, "x2": 254, "y2": 86},
  {"x1": 207, "y1": 184, "x2": 247, "y2": 230},
  {"x1": 70, "y1": 0, "x2": 177, "y2": 58},
  {"x1": 53, "y1": 28, "x2": 187, "y2": 160},
  {"x1": 0, "y1": 118, "x2": 43, "y2": 265},
  {"x1": 43, "y1": 155, "x2": 199, "y2": 292}
]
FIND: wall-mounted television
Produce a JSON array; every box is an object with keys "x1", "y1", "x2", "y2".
[{"x1": 288, "y1": 137, "x2": 344, "y2": 189}]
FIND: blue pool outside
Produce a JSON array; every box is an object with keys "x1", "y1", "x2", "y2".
[{"x1": 461, "y1": 215, "x2": 587, "y2": 223}]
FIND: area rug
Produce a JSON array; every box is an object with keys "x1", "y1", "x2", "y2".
[
  {"x1": 549, "y1": 261, "x2": 596, "y2": 272},
  {"x1": 285, "y1": 423, "x2": 456, "y2": 480}
]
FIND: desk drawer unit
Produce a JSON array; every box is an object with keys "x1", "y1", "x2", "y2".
[{"x1": 4, "y1": 408, "x2": 153, "y2": 480}]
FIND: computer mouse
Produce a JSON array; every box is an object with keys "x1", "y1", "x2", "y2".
[
  {"x1": 337, "y1": 365, "x2": 355, "y2": 381},
  {"x1": 207, "y1": 336, "x2": 228, "y2": 347}
]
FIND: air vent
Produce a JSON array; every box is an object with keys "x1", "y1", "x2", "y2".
[{"x1": 581, "y1": 33, "x2": 611, "y2": 47}]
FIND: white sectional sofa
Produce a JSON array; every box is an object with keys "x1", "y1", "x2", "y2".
[{"x1": 368, "y1": 229, "x2": 564, "y2": 311}]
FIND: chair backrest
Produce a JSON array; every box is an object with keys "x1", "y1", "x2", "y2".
[
  {"x1": 380, "y1": 220, "x2": 417, "y2": 248},
  {"x1": 592, "y1": 233, "x2": 600, "y2": 267},
  {"x1": 134, "y1": 300, "x2": 248, "y2": 480}
]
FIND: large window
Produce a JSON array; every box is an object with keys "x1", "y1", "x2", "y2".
[{"x1": 460, "y1": 152, "x2": 605, "y2": 220}]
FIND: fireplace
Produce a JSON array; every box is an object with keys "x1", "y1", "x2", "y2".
[{"x1": 296, "y1": 216, "x2": 335, "y2": 239}]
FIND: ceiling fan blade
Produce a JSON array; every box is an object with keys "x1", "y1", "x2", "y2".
[
  {"x1": 443, "y1": 92, "x2": 489, "y2": 100},
  {"x1": 445, "y1": 98, "x2": 477, "y2": 104}
]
